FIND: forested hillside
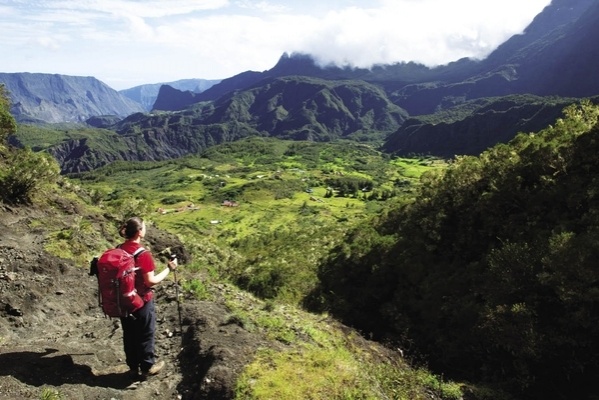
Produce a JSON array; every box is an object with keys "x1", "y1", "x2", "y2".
[
  {"x1": 383, "y1": 94, "x2": 584, "y2": 157},
  {"x1": 310, "y1": 100, "x2": 599, "y2": 399},
  {"x1": 11, "y1": 76, "x2": 409, "y2": 174}
]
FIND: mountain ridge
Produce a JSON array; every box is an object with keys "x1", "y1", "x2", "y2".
[
  {"x1": 119, "y1": 78, "x2": 221, "y2": 111},
  {"x1": 5, "y1": 0, "x2": 599, "y2": 172},
  {"x1": 157, "y1": 0, "x2": 599, "y2": 115},
  {"x1": 0, "y1": 73, "x2": 144, "y2": 123}
]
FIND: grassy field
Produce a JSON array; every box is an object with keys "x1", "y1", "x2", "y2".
[
  {"x1": 75, "y1": 138, "x2": 442, "y2": 242},
  {"x1": 72, "y1": 138, "x2": 445, "y2": 304}
]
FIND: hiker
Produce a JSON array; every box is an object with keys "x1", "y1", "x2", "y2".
[{"x1": 117, "y1": 216, "x2": 177, "y2": 380}]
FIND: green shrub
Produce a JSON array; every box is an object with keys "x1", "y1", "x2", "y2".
[
  {"x1": 39, "y1": 387, "x2": 64, "y2": 400},
  {"x1": 161, "y1": 194, "x2": 188, "y2": 205},
  {"x1": 108, "y1": 196, "x2": 152, "y2": 221},
  {"x1": 0, "y1": 86, "x2": 58, "y2": 204},
  {"x1": 0, "y1": 148, "x2": 60, "y2": 204},
  {"x1": 182, "y1": 278, "x2": 209, "y2": 300},
  {"x1": 0, "y1": 85, "x2": 16, "y2": 148}
]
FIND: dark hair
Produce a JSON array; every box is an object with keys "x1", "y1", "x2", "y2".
[{"x1": 119, "y1": 217, "x2": 144, "y2": 239}]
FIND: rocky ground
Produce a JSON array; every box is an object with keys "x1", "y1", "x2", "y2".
[{"x1": 0, "y1": 203, "x2": 272, "y2": 400}]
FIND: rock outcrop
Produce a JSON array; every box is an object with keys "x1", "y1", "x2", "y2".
[{"x1": 120, "y1": 79, "x2": 221, "y2": 111}]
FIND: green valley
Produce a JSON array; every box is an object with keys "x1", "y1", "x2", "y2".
[
  {"x1": 5, "y1": 78, "x2": 599, "y2": 399},
  {"x1": 71, "y1": 138, "x2": 444, "y2": 304}
]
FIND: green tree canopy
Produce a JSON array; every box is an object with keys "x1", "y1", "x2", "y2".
[
  {"x1": 0, "y1": 84, "x2": 17, "y2": 151},
  {"x1": 0, "y1": 85, "x2": 60, "y2": 204},
  {"x1": 311, "y1": 100, "x2": 599, "y2": 399}
]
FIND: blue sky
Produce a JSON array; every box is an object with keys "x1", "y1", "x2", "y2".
[{"x1": 0, "y1": 0, "x2": 551, "y2": 90}]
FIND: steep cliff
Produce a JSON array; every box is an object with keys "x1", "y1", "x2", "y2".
[
  {"x1": 0, "y1": 73, "x2": 144, "y2": 123},
  {"x1": 383, "y1": 95, "x2": 582, "y2": 157},
  {"x1": 119, "y1": 78, "x2": 221, "y2": 111}
]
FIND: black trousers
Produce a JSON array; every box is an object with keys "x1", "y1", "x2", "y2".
[{"x1": 120, "y1": 299, "x2": 156, "y2": 372}]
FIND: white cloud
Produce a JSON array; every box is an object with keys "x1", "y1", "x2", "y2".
[
  {"x1": 36, "y1": 36, "x2": 63, "y2": 50},
  {"x1": 0, "y1": 0, "x2": 552, "y2": 89},
  {"x1": 51, "y1": 0, "x2": 230, "y2": 19},
  {"x1": 292, "y1": 0, "x2": 552, "y2": 68},
  {"x1": 234, "y1": 0, "x2": 288, "y2": 14},
  {"x1": 0, "y1": 5, "x2": 15, "y2": 16}
]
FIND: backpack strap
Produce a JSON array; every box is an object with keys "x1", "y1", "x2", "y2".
[
  {"x1": 131, "y1": 247, "x2": 146, "y2": 271},
  {"x1": 129, "y1": 247, "x2": 147, "y2": 301},
  {"x1": 132, "y1": 247, "x2": 145, "y2": 258},
  {"x1": 115, "y1": 245, "x2": 145, "y2": 258}
]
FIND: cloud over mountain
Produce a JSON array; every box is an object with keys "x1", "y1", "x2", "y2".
[{"x1": 0, "y1": 0, "x2": 550, "y2": 89}]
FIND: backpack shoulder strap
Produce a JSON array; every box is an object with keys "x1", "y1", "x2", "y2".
[
  {"x1": 132, "y1": 247, "x2": 145, "y2": 258},
  {"x1": 131, "y1": 247, "x2": 146, "y2": 271},
  {"x1": 115, "y1": 244, "x2": 145, "y2": 258}
]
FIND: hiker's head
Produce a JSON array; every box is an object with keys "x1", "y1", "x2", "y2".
[{"x1": 119, "y1": 217, "x2": 146, "y2": 240}]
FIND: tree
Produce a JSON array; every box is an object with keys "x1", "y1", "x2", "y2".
[
  {"x1": 0, "y1": 148, "x2": 60, "y2": 203},
  {"x1": 0, "y1": 85, "x2": 60, "y2": 204},
  {"x1": 0, "y1": 85, "x2": 17, "y2": 152},
  {"x1": 313, "y1": 101, "x2": 599, "y2": 399}
]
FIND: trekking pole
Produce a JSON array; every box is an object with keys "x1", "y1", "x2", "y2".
[{"x1": 170, "y1": 253, "x2": 183, "y2": 335}]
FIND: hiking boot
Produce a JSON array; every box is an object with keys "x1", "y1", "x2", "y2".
[
  {"x1": 128, "y1": 368, "x2": 140, "y2": 381},
  {"x1": 140, "y1": 360, "x2": 164, "y2": 380}
]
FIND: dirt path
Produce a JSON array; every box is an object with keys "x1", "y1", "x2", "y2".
[{"x1": 0, "y1": 205, "x2": 265, "y2": 399}]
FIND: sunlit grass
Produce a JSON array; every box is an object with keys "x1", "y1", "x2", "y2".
[
  {"x1": 228, "y1": 289, "x2": 464, "y2": 400},
  {"x1": 39, "y1": 387, "x2": 64, "y2": 400},
  {"x1": 72, "y1": 139, "x2": 444, "y2": 304}
]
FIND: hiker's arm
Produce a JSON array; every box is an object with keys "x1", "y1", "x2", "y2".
[{"x1": 143, "y1": 260, "x2": 177, "y2": 286}]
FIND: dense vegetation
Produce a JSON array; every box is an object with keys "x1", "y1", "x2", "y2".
[
  {"x1": 310, "y1": 100, "x2": 599, "y2": 399},
  {"x1": 7, "y1": 76, "x2": 599, "y2": 398},
  {"x1": 1, "y1": 89, "x2": 469, "y2": 399},
  {"x1": 0, "y1": 86, "x2": 60, "y2": 204},
  {"x1": 71, "y1": 137, "x2": 441, "y2": 305}
]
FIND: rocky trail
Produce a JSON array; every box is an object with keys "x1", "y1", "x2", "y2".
[{"x1": 0, "y1": 204, "x2": 269, "y2": 400}]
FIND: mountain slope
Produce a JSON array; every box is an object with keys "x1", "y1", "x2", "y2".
[
  {"x1": 312, "y1": 100, "x2": 599, "y2": 399},
  {"x1": 154, "y1": 0, "x2": 596, "y2": 118},
  {"x1": 380, "y1": 0, "x2": 599, "y2": 156},
  {"x1": 482, "y1": 0, "x2": 595, "y2": 69},
  {"x1": 391, "y1": 0, "x2": 599, "y2": 115},
  {"x1": 119, "y1": 78, "x2": 221, "y2": 111},
  {"x1": 204, "y1": 76, "x2": 408, "y2": 141},
  {"x1": 383, "y1": 95, "x2": 588, "y2": 157},
  {"x1": 525, "y1": 0, "x2": 599, "y2": 96},
  {"x1": 0, "y1": 73, "x2": 144, "y2": 123}
]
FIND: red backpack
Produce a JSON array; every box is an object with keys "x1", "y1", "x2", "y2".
[{"x1": 90, "y1": 247, "x2": 145, "y2": 318}]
